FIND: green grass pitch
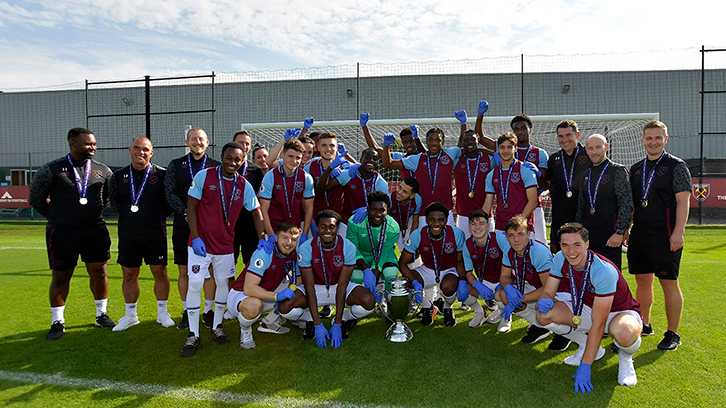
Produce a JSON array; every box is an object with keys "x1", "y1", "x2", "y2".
[{"x1": 0, "y1": 221, "x2": 724, "y2": 407}]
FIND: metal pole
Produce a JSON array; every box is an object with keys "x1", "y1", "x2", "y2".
[
  {"x1": 28, "y1": 152, "x2": 33, "y2": 220},
  {"x1": 85, "y1": 79, "x2": 89, "y2": 128},
  {"x1": 145, "y1": 75, "x2": 151, "y2": 139},
  {"x1": 521, "y1": 54, "x2": 524, "y2": 113},
  {"x1": 699, "y1": 46, "x2": 705, "y2": 225},
  {"x1": 211, "y1": 71, "x2": 216, "y2": 158}
]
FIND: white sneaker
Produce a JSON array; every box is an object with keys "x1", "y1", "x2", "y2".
[
  {"x1": 497, "y1": 317, "x2": 511, "y2": 333},
  {"x1": 156, "y1": 312, "x2": 175, "y2": 328},
  {"x1": 564, "y1": 345, "x2": 606, "y2": 366},
  {"x1": 112, "y1": 315, "x2": 140, "y2": 332},
  {"x1": 261, "y1": 312, "x2": 278, "y2": 325},
  {"x1": 618, "y1": 353, "x2": 637, "y2": 386},
  {"x1": 469, "y1": 311, "x2": 486, "y2": 328},
  {"x1": 224, "y1": 309, "x2": 236, "y2": 320},
  {"x1": 240, "y1": 326, "x2": 256, "y2": 349},
  {"x1": 258, "y1": 318, "x2": 290, "y2": 334},
  {"x1": 487, "y1": 307, "x2": 503, "y2": 324}
]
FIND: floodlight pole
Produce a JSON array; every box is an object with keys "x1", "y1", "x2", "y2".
[{"x1": 145, "y1": 75, "x2": 151, "y2": 139}]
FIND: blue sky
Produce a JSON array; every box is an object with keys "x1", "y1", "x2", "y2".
[{"x1": 0, "y1": 0, "x2": 723, "y2": 89}]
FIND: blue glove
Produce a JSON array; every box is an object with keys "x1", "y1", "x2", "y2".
[
  {"x1": 538, "y1": 298, "x2": 554, "y2": 314},
  {"x1": 347, "y1": 163, "x2": 360, "y2": 178},
  {"x1": 298, "y1": 233, "x2": 308, "y2": 246},
  {"x1": 504, "y1": 284, "x2": 524, "y2": 310},
  {"x1": 330, "y1": 323, "x2": 343, "y2": 349},
  {"x1": 500, "y1": 301, "x2": 518, "y2": 320},
  {"x1": 329, "y1": 151, "x2": 348, "y2": 170},
  {"x1": 478, "y1": 100, "x2": 489, "y2": 115},
  {"x1": 275, "y1": 288, "x2": 295, "y2": 302},
  {"x1": 573, "y1": 362, "x2": 593, "y2": 394},
  {"x1": 303, "y1": 117, "x2": 314, "y2": 130},
  {"x1": 283, "y1": 128, "x2": 295, "y2": 141},
  {"x1": 411, "y1": 280, "x2": 424, "y2": 304},
  {"x1": 522, "y1": 161, "x2": 542, "y2": 177},
  {"x1": 493, "y1": 152, "x2": 502, "y2": 167},
  {"x1": 383, "y1": 132, "x2": 396, "y2": 147},
  {"x1": 330, "y1": 167, "x2": 342, "y2": 179},
  {"x1": 454, "y1": 110, "x2": 467, "y2": 125},
  {"x1": 192, "y1": 237, "x2": 206, "y2": 257},
  {"x1": 409, "y1": 125, "x2": 419, "y2": 139},
  {"x1": 375, "y1": 291, "x2": 383, "y2": 303},
  {"x1": 363, "y1": 268, "x2": 377, "y2": 294},
  {"x1": 472, "y1": 281, "x2": 494, "y2": 301},
  {"x1": 337, "y1": 143, "x2": 347, "y2": 157},
  {"x1": 351, "y1": 206, "x2": 367, "y2": 224},
  {"x1": 314, "y1": 323, "x2": 329, "y2": 348},
  {"x1": 456, "y1": 280, "x2": 469, "y2": 302},
  {"x1": 360, "y1": 112, "x2": 370, "y2": 127},
  {"x1": 257, "y1": 238, "x2": 274, "y2": 254}
]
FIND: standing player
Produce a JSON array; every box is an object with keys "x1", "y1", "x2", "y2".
[
  {"x1": 453, "y1": 129, "x2": 494, "y2": 238},
  {"x1": 495, "y1": 216, "x2": 552, "y2": 342},
  {"x1": 509, "y1": 114, "x2": 549, "y2": 244},
  {"x1": 389, "y1": 177, "x2": 422, "y2": 251},
  {"x1": 460, "y1": 210, "x2": 509, "y2": 328},
  {"x1": 279, "y1": 210, "x2": 375, "y2": 348},
  {"x1": 360, "y1": 112, "x2": 425, "y2": 180},
  {"x1": 165, "y1": 127, "x2": 219, "y2": 329},
  {"x1": 110, "y1": 136, "x2": 174, "y2": 331},
  {"x1": 303, "y1": 132, "x2": 346, "y2": 232},
  {"x1": 29, "y1": 127, "x2": 115, "y2": 340},
  {"x1": 259, "y1": 138, "x2": 315, "y2": 241},
  {"x1": 399, "y1": 203, "x2": 466, "y2": 327},
  {"x1": 628, "y1": 121, "x2": 691, "y2": 350},
  {"x1": 180, "y1": 142, "x2": 265, "y2": 357},
  {"x1": 382, "y1": 128, "x2": 461, "y2": 226},
  {"x1": 547, "y1": 120, "x2": 592, "y2": 252},
  {"x1": 229, "y1": 223, "x2": 300, "y2": 349},
  {"x1": 482, "y1": 133, "x2": 539, "y2": 235},
  {"x1": 576, "y1": 134, "x2": 632, "y2": 271},
  {"x1": 232, "y1": 130, "x2": 265, "y2": 264},
  {"x1": 346, "y1": 191, "x2": 401, "y2": 295},
  {"x1": 537, "y1": 223, "x2": 642, "y2": 392}
]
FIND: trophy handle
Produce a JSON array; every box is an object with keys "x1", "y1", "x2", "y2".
[{"x1": 404, "y1": 290, "x2": 423, "y2": 323}]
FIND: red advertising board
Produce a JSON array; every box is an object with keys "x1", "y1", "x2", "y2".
[
  {"x1": 691, "y1": 178, "x2": 726, "y2": 208},
  {"x1": 0, "y1": 186, "x2": 30, "y2": 208}
]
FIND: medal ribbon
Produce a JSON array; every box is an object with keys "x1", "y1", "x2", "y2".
[
  {"x1": 641, "y1": 152, "x2": 666, "y2": 202},
  {"x1": 427, "y1": 227, "x2": 447, "y2": 282},
  {"x1": 586, "y1": 161, "x2": 610, "y2": 213},
  {"x1": 280, "y1": 166, "x2": 299, "y2": 218},
  {"x1": 66, "y1": 154, "x2": 91, "y2": 201},
  {"x1": 466, "y1": 152, "x2": 482, "y2": 196},
  {"x1": 359, "y1": 172, "x2": 378, "y2": 207},
  {"x1": 517, "y1": 146, "x2": 533, "y2": 163},
  {"x1": 498, "y1": 163, "x2": 515, "y2": 208},
  {"x1": 317, "y1": 236, "x2": 337, "y2": 294},
  {"x1": 560, "y1": 146, "x2": 579, "y2": 195},
  {"x1": 424, "y1": 152, "x2": 441, "y2": 194},
  {"x1": 216, "y1": 166, "x2": 239, "y2": 226},
  {"x1": 473, "y1": 233, "x2": 491, "y2": 283},
  {"x1": 187, "y1": 153, "x2": 207, "y2": 181},
  {"x1": 365, "y1": 217, "x2": 387, "y2": 270},
  {"x1": 568, "y1": 251, "x2": 594, "y2": 318},
  {"x1": 274, "y1": 244, "x2": 296, "y2": 286},
  {"x1": 318, "y1": 160, "x2": 330, "y2": 206},
  {"x1": 395, "y1": 197, "x2": 413, "y2": 238},
  {"x1": 510, "y1": 241, "x2": 531, "y2": 293},
  {"x1": 129, "y1": 164, "x2": 152, "y2": 208}
]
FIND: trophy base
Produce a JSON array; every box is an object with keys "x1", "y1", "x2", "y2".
[{"x1": 385, "y1": 322, "x2": 414, "y2": 342}]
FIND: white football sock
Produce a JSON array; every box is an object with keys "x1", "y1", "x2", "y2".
[
  {"x1": 51, "y1": 305, "x2": 65, "y2": 324},
  {"x1": 95, "y1": 298, "x2": 108, "y2": 317},
  {"x1": 204, "y1": 300, "x2": 214, "y2": 314},
  {"x1": 125, "y1": 302, "x2": 138, "y2": 318},
  {"x1": 181, "y1": 300, "x2": 187, "y2": 310},
  {"x1": 463, "y1": 296, "x2": 483, "y2": 312},
  {"x1": 238, "y1": 312, "x2": 260, "y2": 328},
  {"x1": 342, "y1": 304, "x2": 373, "y2": 320},
  {"x1": 443, "y1": 294, "x2": 456, "y2": 309},
  {"x1": 157, "y1": 300, "x2": 168, "y2": 315},
  {"x1": 186, "y1": 278, "x2": 204, "y2": 337}
]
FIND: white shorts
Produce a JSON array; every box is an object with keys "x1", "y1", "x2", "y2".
[
  {"x1": 187, "y1": 247, "x2": 236, "y2": 280},
  {"x1": 554, "y1": 292, "x2": 643, "y2": 334},
  {"x1": 456, "y1": 215, "x2": 471, "y2": 239},
  {"x1": 413, "y1": 265, "x2": 458, "y2": 288},
  {"x1": 395, "y1": 218, "x2": 415, "y2": 253},
  {"x1": 298, "y1": 282, "x2": 359, "y2": 306},
  {"x1": 227, "y1": 280, "x2": 288, "y2": 313},
  {"x1": 533, "y1": 206, "x2": 547, "y2": 245}
]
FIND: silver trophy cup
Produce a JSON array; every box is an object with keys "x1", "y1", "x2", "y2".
[{"x1": 381, "y1": 276, "x2": 421, "y2": 342}]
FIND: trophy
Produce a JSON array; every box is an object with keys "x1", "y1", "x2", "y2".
[{"x1": 380, "y1": 276, "x2": 422, "y2": 342}]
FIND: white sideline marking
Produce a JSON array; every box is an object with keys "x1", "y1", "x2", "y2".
[
  {"x1": 0, "y1": 246, "x2": 46, "y2": 250},
  {"x1": 0, "y1": 370, "x2": 402, "y2": 408}
]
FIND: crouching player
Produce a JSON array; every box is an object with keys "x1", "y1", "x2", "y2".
[
  {"x1": 495, "y1": 216, "x2": 552, "y2": 342},
  {"x1": 278, "y1": 210, "x2": 375, "y2": 348},
  {"x1": 536, "y1": 223, "x2": 642, "y2": 393},
  {"x1": 399, "y1": 202, "x2": 466, "y2": 327},
  {"x1": 228, "y1": 223, "x2": 300, "y2": 349}
]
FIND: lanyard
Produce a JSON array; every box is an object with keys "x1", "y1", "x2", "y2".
[
  {"x1": 517, "y1": 146, "x2": 533, "y2": 163},
  {"x1": 317, "y1": 236, "x2": 338, "y2": 295},
  {"x1": 473, "y1": 234, "x2": 491, "y2": 282},
  {"x1": 395, "y1": 197, "x2": 413, "y2": 237},
  {"x1": 216, "y1": 166, "x2": 239, "y2": 227},
  {"x1": 511, "y1": 241, "x2": 531, "y2": 293},
  {"x1": 568, "y1": 251, "x2": 594, "y2": 318},
  {"x1": 317, "y1": 159, "x2": 330, "y2": 206},
  {"x1": 66, "y1": 154, "x2": 91, "y2": 204},
  {"x1": 365, "y1": 217, "x2": 387, "y2": 270},
  {"x1": 280, "y1": 166, "x2": 299, "y2": 219},
  {"x1": 129, "y1": 164, "x2": 152, "y2": 212},
  {"x1": 187, "y1": 153, "x2": 207, "y2": 181},
  {"x1": 498, "y1": 163, "x2": 515, "y2": 209},
  {"x1": 274, "y1": 244, "x2": 296, "y2": 286},
  {"x1": 428, "y1": 227, "x2": 447, "y2": 283},
  {"x1": 560, "y1": 146, "x2": 579, "y2": 197},
  {"x1": 586, "y1": 161, "x2": 610, "y2": 215},
  {"x1": 358, "y1": 172, "x2": 378, "y2": 207},
  {"x1": 640, "y1": 152, "x2": 665, "y2": 208},
  {"x1": 466, "y1": 152, "x2": 482, "y2": 199},
  {"x1": 424, "y1": 152, "x2": 441, "y2": 196}
]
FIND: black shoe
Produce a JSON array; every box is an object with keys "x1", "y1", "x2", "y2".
[
  {"x1": 203, "y1": 310, "x2": 214, "y2": 329},
  {"x1": 521, "y1": 325, "x2": 552, "y2": 344},
  {"x1": 209, "y1": 325, "x2": 230, "y2": 345},
  {"x1": 433, "y1": 298, "x2": 445, "y2": 312},
  {"x1": 341, "y1": 319, "x2": 358, "y2": 340},
  {"x1": 443, "y1": 308, "x2": 456, "y2": 327},
  {"x1": 94, "y1": 313, "x2": 115, "y2": 328},
  {"x1": 611, "y1": 342, "x2": 620, "y2": 353},
  {"x1": 485, "y1": 299, "x2": 497, "y2": 311},
  {"x1": 548, "y1": 334, "x2": 572, "y2": 351},
  {"x1": 319, "y1": 305, "x2": 333, "y2": 319},
  {"x1": 421, "y1": 306, "x2": 439, "y2": 326},
  {"x1": 177, "y1": 310, "x2": 189, "y2": 330},
  {"x1": 47, "y1": 320, "x2": 65, "y2": 341},
  {"x1": 657, "y1": 330, "x2": 681, "y2": 351},
  {"x1": 642, "y1": 323, "x2": 654, "y2": 336},
  {"x1": 302, "y1": 321, "x2": 315, "y2": 340},
  {"x1": 180, "y1": 332, "x2": 202, "y2": 357}
]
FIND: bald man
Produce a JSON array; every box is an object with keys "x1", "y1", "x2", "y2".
[{"x1": 575, "y1": 134, "x2": 633, "y2": 271}]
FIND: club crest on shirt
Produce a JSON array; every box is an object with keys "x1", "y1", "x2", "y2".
[
  {"x1": 294, "y1": 181, "x2": 304, "y2": 192},
  {"x1": 479, "y1": 162, "x2": 490, "y2": 173},
  {"x1": 254, "y1": 258, "x2": 265, "y2": 269},
  {"x1": 601, "y1": 174, "x2": 610, "y2": 185},
  {"x1": 440, "y1": 155, "x2": 450, "y2": 165},
  {"x1": 234, "y1": 189, "x2": 242, "y2": 200},
  {"x1": 656, "y1": 166, "x2": 668, "y2": 176},
  {"x1": 333, "y1": 255, "x2": 344, "y2": 268},
  {"x1": 527, "y1": 152, "x2": 537, "y2": 162},
  {"x1": 149, "y1": 175, "x2": 158, "y2": 184},
  {"x1": 511, "y1": 172, "x2": 521, "y2": 183},
  {"x1": 192, "y1": 265, "x2": 200, "y2": 274},
  {"x1": 93, "y1": 169, "x2": 103, "y2": 179},
  {"x1": 444, "y1": 243, "x2": 455, "y2": 254},
  {"x1": 578, "y1": 156, "x2": 589, "y2": 165},
  {"x1": 489, "y1": 247, "x2": 500, "y2": 258}
]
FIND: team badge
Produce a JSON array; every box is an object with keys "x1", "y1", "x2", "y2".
[
  {"x1": 192, "y1": 265, "x2": 200, "y2": 274},
  {"x1": 149, "y1": 175, "x2": 158, "y2": 184},
  {"x1": 333, "y1": 255, "x2": 344, "y2": 268},
  {"x1": 479, "y1": 162, "x2": 489, "y2": 173},
  {"x1": 254, "y1": 258, "x2": 265, "y2": 269},
  {"x1": 578, "y1": 156, "x2": 589, "y2": 165},
  {"x1": 444, "y1": 243, "x2": 455, "y2": 254},
  {"x1": 489, "y1": 247, "x2": 500, "y2": 258},
  {"x1": 440, "y1": 155, "x2": 450, "y2": 165},
  {"x1": 234, "y1": 189, "x2": 242, "y2": 200},
  {"x1": 294, "y1": 181, "x2": 304, "y2": 192},
  {"x1": 656, "y1": 166, "x2": 668, "y2": 176},
  {"x1": 527, "y1": 152, "x2": 537, "y2": 162},
  {"x1": 511, "y1": 172, "x2": 521, "y2": 183},
  {"x1": 601, "y1": 174, "x2": 610, "y2": 185},
  {"x1": 93, "y1": 170, "x2": 103, "y2": 179},
  {"x1": 693, "y1": 184, "x2": 710, "y2": 202}
]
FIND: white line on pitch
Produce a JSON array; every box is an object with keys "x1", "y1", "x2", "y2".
[{"x1": 0, "y1": 370, "x2": 405, "y2": 408}]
